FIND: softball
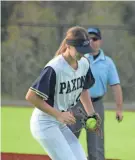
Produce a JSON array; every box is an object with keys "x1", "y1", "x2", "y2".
[{"x1": 86, "y1": 118, "x2": 97, "y2": 129}]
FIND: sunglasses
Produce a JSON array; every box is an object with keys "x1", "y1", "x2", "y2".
[{"x1": 90, "y1": 37, "x2": 100, "y2": 41}]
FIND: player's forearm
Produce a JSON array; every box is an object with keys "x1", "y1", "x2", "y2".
[
  {"x1": 25, "y1": 89, "x2": 61, "y2": 119},
  {"x1": 111, "y1": 84, "x2": 123, "y2": 111},
  {"x1": 80, "y1": 89, "x2": 95, "y2": 116}
]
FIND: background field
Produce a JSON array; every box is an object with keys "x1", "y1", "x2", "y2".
[{"x1": 1, "y1": 107, "x2": 135, "y2": 160}]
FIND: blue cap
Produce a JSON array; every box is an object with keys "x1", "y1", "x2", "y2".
[
  {"x1": 87, "y1": 28, "x2": 101, "y2": 39},
  {"x1": 66, "y1": 39, "x2": 94, "y2": 54}
]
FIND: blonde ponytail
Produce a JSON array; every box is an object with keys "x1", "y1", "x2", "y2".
[{"x1": 55, "y1": 38, "x2": 67, "y2": 56}]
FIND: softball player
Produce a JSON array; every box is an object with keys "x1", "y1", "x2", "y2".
[{"x1": 25, "y1": 26, "x2": 101, "y2": 160}]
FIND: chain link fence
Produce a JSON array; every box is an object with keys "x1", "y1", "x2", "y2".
[{"x1": 1, "y1": 23, "x2": 135, "y2": 103}]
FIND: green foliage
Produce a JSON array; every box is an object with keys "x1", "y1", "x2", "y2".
[
  {"x1": 1, "y1": 1, "x2": 16, "y2": 41},
  {"x1": 1, "y1": 1, "x2": 135, "y2": 101}
]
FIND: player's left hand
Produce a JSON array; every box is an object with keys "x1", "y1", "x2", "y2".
[
  {"x1": 87, "y1": 113, "x2": 101, "y2": 132},
  {"x1": 86, "y1": 113, "x2": 103, "y2": 138},
  {"x1": 116, "y1": 110, "x2": 123, "y2": 122}
]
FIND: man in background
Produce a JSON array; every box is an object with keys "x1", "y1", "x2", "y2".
[{"x1": 69, "y1": 27, "x2": 123, "y2": 160}]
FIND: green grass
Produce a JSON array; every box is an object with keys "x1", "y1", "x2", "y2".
[{"x1": 1, "y1": 107, "x2": 135, "y2": 160}]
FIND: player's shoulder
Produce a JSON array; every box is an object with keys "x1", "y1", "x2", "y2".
[
  {"x1": 80, "y1": 57, "x2": 90, "y2": 66},
  {"x1": 79, "y1": 57, "x2": 90, "y2": 69},
  {"x1": 45, "y1": 55, "x2": 64, "y2": 70}
]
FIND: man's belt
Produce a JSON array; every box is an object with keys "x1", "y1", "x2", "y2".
[{"x1": 91, "y1": 96, "x2": 103, "y2": 102}]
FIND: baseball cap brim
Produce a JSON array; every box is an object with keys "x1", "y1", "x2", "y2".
[
  {"x1": 66, "y1": 39, "x2": 94, "y2": 54},
  {"x1": 75, "y1": 45, "x2": 94, "y2": 54},
  {"x1": 89, "y1": 33, "x2": 101, "y2": 39}
]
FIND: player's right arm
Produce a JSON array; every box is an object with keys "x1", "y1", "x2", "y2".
[
  {"x1": 25, "y1": 66, "x2": 75, "y2": 125},
  {"x1": 25, "y1": 89, "x2": 75, "y2": 125}
]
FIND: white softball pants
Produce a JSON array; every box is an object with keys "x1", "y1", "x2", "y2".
[{"x1": 30, "y1": 109, "x2": 87, "y2": 160}]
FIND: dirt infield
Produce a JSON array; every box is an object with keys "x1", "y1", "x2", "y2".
[
  {"x1": 1, "y1": 153, "x2": 51, "y2": 160},
  {"x1": 1, "y1": 153, "x2": 121, "y2": 160}
]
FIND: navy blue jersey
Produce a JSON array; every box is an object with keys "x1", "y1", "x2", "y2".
[{"x1": 30, "y1": 55, "x2": 95, "y2": 111}]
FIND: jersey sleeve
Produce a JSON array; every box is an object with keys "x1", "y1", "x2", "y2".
[
  {"x1": 83, "y1": 67, "x2": 95, "y2": 89},
  {"x1": 108, "y1": 59, "x2": 120, "y2": 86},
  {"x1": 30, "y1": 66, "x2": 56, "y2": 104}
]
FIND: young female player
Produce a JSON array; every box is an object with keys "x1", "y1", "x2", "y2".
[{"x1": 25, "y1": 26, "x2": 101, "y2": 160}]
